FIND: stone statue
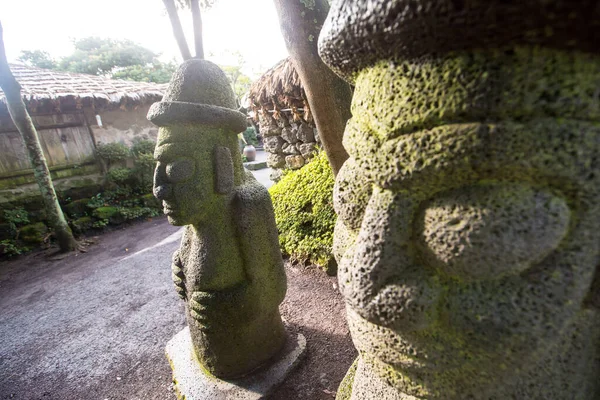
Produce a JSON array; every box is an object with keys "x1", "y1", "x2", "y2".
[
  {"x1": 319, "y1": 1, "x2": 600, "y2": 399},
  {"x1": 148, "y1": 59, "x2": 291, "y2": 383}
]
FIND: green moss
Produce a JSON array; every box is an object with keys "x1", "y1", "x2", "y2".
[
  {"x1": 0, "y1": 239, "x2": 28, "y2": 258},
  {"x1": 269, "y1": 152, "x2": 336, "y2": 272},
  {"x1": 19, "y1": 222, "x2": 48, "y2": 244},
  {"x1": 119, "y1": 206, "x2": 159, "y2": 221},
  {"x1": 353, "y1": 47, "x2": 600, "y2": 142},
  {"x1": 71, "y1": 216, "x2": 93, "y2": 234},
  {"x1": 139, "y1": 193, "x2": 161, "y2": 209},
  {"x1": 63, "y1": 198, "x2": 90, "y2": 218},
  {"x1": 336, "y1": 46, "x2": 600, "y2": 398},
  {"x1": 92, "y1": 206, "x2": 119, "y2": 220},
  {"x1": 92, "y1": 206, "x2": 125, "y2": 225},
  {"x1": 336, "y1": 357, "x2": 358, "y2": 399}
]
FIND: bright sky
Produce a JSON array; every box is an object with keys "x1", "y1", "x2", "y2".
[{"x1": 0, "y1": 0, "x2": 289, "y2": 79}]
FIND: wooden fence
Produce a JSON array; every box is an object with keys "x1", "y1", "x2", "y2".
[{"x1": 0, "y1": 112, "x2": 96, "y2": 179}]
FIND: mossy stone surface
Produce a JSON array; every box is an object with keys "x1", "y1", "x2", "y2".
[
  {"x1": 71, "y1": 216, "x2": 93, "y2": 235},
  {"x1": 269, "y1": 152, "x2": 336, "y2": 272},
  {"x1": 318, "y1": 0, "x2": 600, "y2": 81},
  {"x1": 92, "y1": 207, "x2": 124, "y2": 225},
  {"x1": 321, "y1": 3, "x2": 600, "y2": 398},
  {"x1": 63, "y1": 198, "x2": 90, "y2": 219},
  {"x1": 19, "y1": 222, "x2": 47, "y2": 244},
  {"x1": 149, "y1": 59, "x2": 288, "y2": 381}
]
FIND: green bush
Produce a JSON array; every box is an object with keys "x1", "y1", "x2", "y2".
[
  {"x1": 120, "y1": 206, "x2": 160, "y2": 220},
  {"x1": 269, "y1": 152, "x2": 336, "y2": 272},
  {"x1": 64, "y1": 198, "x2": 90, "y2": 218},
  {"x1": 106, "y1": 167, "x2": 132, "y2": 185},
  {"x1": 19, "y1": 222, "x2": 48, "y2": 244},
  {"x1": 132, "y1": 152, "x2": 155, "y2": 193},
  {"x1": 130, "y1": 139, "x2": 155, "y2": 157},
  {"x1": 0, "y1": 239, "x2": 28, "y2": 258},
  {"x1": 71, "y1": 216, "x2": 93, "y2": 234},
  {"x1": 139, "y1": 193, "x2": 161, "y2": 209},
  {"x1": 95, "y1": 142, "x2": 130, "y2": 169},
  {"x1": 92, "y1": 206, "x2": 124, "y2": 225},
  {"x1": 242, "y1": 126, "x2": 259, "y2": 146},
  {"x1": 3, "y1": 207, "x2": 30, "y2": 235}
]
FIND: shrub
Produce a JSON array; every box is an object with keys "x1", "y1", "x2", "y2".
[
  {"x1": 106, "y1": 167, "x2": 132, "y2": 185},
  {"x1": 19, "y1": 222, "x2": 48, "y2": 244},
  {"x1": 0, "y1": 239, "x2": 28, "y2": 258},
  {"x1": 269, "y1": 152, "x2": 336, "y2": 273},
  {"x1": 92, "y1": 206, "x2": 124, "y2": 225},
  {"x1": 71, "y1": 216, "x2": 93, "y2": 235},
  {"x1": 242, "y1": 126, "x2": 259, "y2": 146},
  {"x1": 95, "y1": 142, "x2": 129, "y2": 170},
  {"x1": 130, "y1": 139, "x2": 155, "y2": 157},
  {"x1": 139, "y1": 193, "x2": 161, "y2": 209},
  {"x1": 3, "y1": 207, "x2": 30, "y2": 236},
  {"x1": 118, "y1": 206, "x2": 153, "y2": 220},
  {"x1": 132, "y1": 152, "x2": 155, "y2": 193},
  {"x1": 63, "y1": 198, "x2": 90, "y2": 219}
]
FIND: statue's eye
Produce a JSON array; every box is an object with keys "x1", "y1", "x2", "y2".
[
  {"x1": 165, "y1": 158, "x2": 195, "y2": 183},
  {"x1": 415, "y1": 184, "x2": 570, "y2": 282}
]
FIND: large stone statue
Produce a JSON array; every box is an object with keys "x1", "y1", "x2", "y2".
[
  {"x1": 319, "y1": 1, "x2": 600, "y2": 399},
  {"x1": 148, "y1": 59, "x2": 304, "y2": 398}
]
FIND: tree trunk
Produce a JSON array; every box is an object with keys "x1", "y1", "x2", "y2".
[
  {"x1": 163, "y1": 0, "x2": 192, "y2": 61},
  {"x1": 272, "y1": 0, "x2": 352, "y2": 176},
  {"x1": 0, "y1": 22, "x2": 77, "y2": 252},
  {"x1": 190, "y1": 0, "x2": 204, "y2": 59}
]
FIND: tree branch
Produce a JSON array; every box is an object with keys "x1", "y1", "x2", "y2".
[
  {"x1": 272, "y1": 0, "x2": 351, "y2": 176},
  {"x1": 163, "y1": 0, "x2": 192, "y2": 61},
  {"x1": 190, "y1": 0, "x2": 204, "y2": 59}
]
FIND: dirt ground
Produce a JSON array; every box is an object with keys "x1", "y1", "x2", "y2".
[{"x1": 0, "y1": 216, "x2": 355, "y2": 400}]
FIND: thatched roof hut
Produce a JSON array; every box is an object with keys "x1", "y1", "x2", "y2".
[
  {"x1": 0, "y1": 65, "x2": 167, "y2": 198},
  {"x1": 247, "y1": 58, "x2": 311, "y2": 123},
  {"x1": 0, "y1": 64, "x2": 167, "y2": 114}
]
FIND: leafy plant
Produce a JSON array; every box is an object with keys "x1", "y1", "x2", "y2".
[
  {"x1": 86, "y1": 193, "x2": 108, "y2": 209},
  {"x1": 106, "y1": 167, "x2": 132, "y2": 185},
  {"x1": 92, "y1": 219, "x2": 109, "y2": 229},
  {"x1": 119, "y1": 207, "x2": 160, "y2": 220},
  {"x1": 269, "y1": 152, "x2": 336, "y2": 272},
  {"x1": 95, "y1": 142, "x2": 130, "y2": 170},
  {"x1": 242, "y1": 126, "x2": 258, "y2": 146},
  {"x1": 3, "y1": 207, "x2": 30, "y2": 236},
  {"x1": 130, "y1": 140, "x2": 156, "y2": 157},
  {"x1": 0, "y1": 239, "x2": 28, "y2": 257}
]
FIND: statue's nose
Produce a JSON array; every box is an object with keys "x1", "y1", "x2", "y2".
[{"x1": 154, "y1": 184, "x2": 172, "y2": 200}]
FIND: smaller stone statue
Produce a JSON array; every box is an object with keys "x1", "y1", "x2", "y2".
[{"x1": 148, "y1": 59, "x2": 304, "y2": 398}]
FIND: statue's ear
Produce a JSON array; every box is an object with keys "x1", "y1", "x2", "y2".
[{"x1": 214, "y1": 146, "x2": 234, "y2": 194}]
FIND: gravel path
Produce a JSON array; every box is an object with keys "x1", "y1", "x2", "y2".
[{"x1": 0, "y1": 216, "x2": 354, "y2": 400}]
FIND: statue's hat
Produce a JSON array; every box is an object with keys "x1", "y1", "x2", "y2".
[{"x1": 147, "y1": 59, "x2": 246, "y2": 133}]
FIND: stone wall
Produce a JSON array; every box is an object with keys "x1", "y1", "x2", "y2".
[
  {"x1": 84, "y1": 105, "x2": 158, "y2": 148},
  {"x1": 258, "y1": 112, "x2": 320, "y2": 181}
]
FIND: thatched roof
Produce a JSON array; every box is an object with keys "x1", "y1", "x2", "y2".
[
  {"x1": 247, "y1": 58, "x2": 311, "y2": 123},
  {"x1": 0, "y1": 64, "x2": 167, "y2": 113}
]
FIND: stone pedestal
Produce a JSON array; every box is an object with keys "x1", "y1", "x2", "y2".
[{"x1": 166, "y1": 327, "x2": 306, "y2": 400}]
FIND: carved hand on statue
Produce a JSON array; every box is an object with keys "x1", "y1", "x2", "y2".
[
  {"x1": 171, "y1": 249, "x2": 186, "y2": 300},
  {"x1": 188, "y1": 281, "x2": 259, "y2": 331}
]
